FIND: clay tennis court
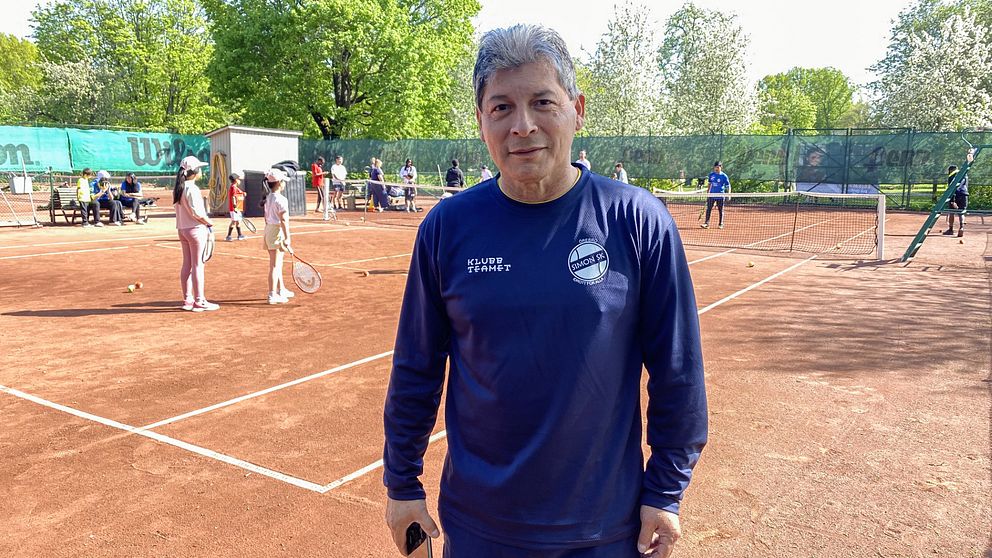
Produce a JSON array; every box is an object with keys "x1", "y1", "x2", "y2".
[{"x1": 0, "y1": 191, "x2": 988, "y2": 557}]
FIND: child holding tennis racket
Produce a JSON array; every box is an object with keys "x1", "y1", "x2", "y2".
[
  {"x1": 226, "y1": 172, "x2": 246, "y2": 241},
  {"x1": 173, "y1": 156, "x2": 218, "y2": 312},
  {"x1": 263, "y1": 169, "x2": 295, "y2": 305}
]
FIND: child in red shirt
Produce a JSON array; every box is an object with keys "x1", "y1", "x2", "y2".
[{"x1": 226, "y1": 172, "x2": 246, "y2": 241}]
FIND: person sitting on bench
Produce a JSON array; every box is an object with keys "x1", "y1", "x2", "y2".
[
  {"x1": 93, "y1": 171, "x2": 125, "y2": 226},
  {"x1": 120, "y1": 173, "x2": 149, "y2": 224}
]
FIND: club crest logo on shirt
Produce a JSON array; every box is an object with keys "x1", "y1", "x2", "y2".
[{"x1": 568, "y1": 239, "x2": 609, "y2": 285}]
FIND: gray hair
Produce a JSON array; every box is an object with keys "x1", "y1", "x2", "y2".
[{"x1": 473, "y1": 24, "x2": 579, "y2": 109}]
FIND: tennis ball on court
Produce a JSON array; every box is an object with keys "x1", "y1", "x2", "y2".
[
  {"x1": 835, "y1": 243, "x2": 843, "y2": 249},
  {"x1": 135, "y1": 281, "x2": 143, "y2": 289},
  {"x1": 126, "y1": 284, "x2": 135, "y2": 293},
  {"x1": 362, "y1": 271, "x2": 370, "y2": 277},
  {"x1": 746, "y1": 261, "x2": 755, "y2": 268},
  {"x1": 360, "y1": 217, "x2": 366, "y2": 223}
]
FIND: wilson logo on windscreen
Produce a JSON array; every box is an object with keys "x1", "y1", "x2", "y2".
[{"x1": 568, "y1": 240, "x2": 609, "y2": 285}]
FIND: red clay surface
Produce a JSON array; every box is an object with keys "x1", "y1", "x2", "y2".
[{"x1": 0, "y1": 192, "x2": 989, "y2": 557}]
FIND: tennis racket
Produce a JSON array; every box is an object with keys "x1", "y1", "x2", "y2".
[
  {"x1": 202, "y1": 226, "x2": 215, "y2": 262},
  {"x1": 242, "y1": 218, "x2": 257, "y2": 233},
  {"x1": 288, "y1": 247, "x2": 322, "y2": 294}
]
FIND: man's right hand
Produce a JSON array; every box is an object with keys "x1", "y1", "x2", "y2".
[{"x1": 385, "y1": 498, "x2": 440, "y2": 556}]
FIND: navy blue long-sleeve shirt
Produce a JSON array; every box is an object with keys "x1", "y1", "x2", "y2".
[{"x1": 383, "y1": 165, "x2": 707, "y2": 549}]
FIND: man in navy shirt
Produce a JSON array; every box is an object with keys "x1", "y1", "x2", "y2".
[
  {"x1": 942, "y1": 165, "x2": 969, "y2": 237},
  {"x1": 702, "y1": 161, "x2": 730, "y2": 229},
  {"x1": 383, "y1": 24, "x2": 707, "y2": 558}
]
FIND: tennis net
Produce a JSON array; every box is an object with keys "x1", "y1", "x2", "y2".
[{"x1": 656, "y1": 190, "x2": 886, "y2": 258}]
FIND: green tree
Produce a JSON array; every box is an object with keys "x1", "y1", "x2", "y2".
[
  {"x1": 755, "y1": 67, "x2": 857, "y2": 131},
  {"x1": 657, "y1": 2, "x2": 755, "y2": 134},
  {"x1": 754, "y1": 73, "x2": 816, "y2": 133},
  {"x1": 31, "y1": 0, "x2": 227, "y2": 132},
  {"x1": 583, "y1": 3, "x2": 664, "y2": 136},
  {"x1": 871, "y1": 5, "x2": 992, "y2": 129},
  {"x1": 204, "y1": 0, "x2": 480, "y2": 140},
  {"x1": 0, "y1": 34, "x2": 43, "y2": 123},
  {"x1": 787, "y1": 67, "x2": 856, "y2": 128}
]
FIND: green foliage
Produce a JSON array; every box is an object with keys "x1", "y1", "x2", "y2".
[
  {"x1": 582, "y1": 3, "x2": 664, "y2": 136},
  {"x1": 204, "y1": 0, "x2": 480, "y2": 140},
  {"x1": 871, "y1": 2, "x2": 992, "y2": 130},
  {"x1": 30, "y1": 0, "x2": 228, "y2": 132},
  {"x1": 754, "y1": 73, "x2": 816, "y2": 133},
  {"x1": 0, "y1": 34, "x2": 43, "y2": 123},
  {"x1": 657, "y1": 2, "x2": 755, "y2": 134},
  {"x1": 755, "y1": 67, "x2": 858, "y2": 132}
]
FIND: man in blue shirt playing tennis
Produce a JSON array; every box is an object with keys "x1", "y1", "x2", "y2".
[
  {"x1": 383, "y1": 24, "x2": 707, "y2": 558},
  {"x1": 701, "y1": 161, "x2": 731, "y2": 229}
]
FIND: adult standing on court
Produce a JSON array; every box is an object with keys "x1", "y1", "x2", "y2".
[
  {"x1": 173, "y1": 155, "x2": 218, "y2": 312},
  {"x1": 575, "y1": 149, "x2": 591, "y2": 170},
  {"x1": 383, "y1": 24, "x2": 706, "y2": 558},
  {"x1": 400, "y1": 159, "x2": 419, "y2": 212},
  {"x1": 479, "y1": 164, "x2": 493, "y2": 182},
  {"x1": 942, "y1": 164, "x2": 969, "y2": 237},
  {"x1": 444, "y1": 159, "x2": 465, "y2": 193},
  {"x1": 330, "y1": 155, "x2": 347, "y2": 210},
  {"x1": 702, "y1": 161, "x2": 730, "y2": 229},
  {"x1": 613, "y1": 162, "x2": 629, "y2": 183},
  {"x1": 311, "y1": 156, "x2": 327, "y2": 215},
  {"x1": 368, "y1": 158, "x2": 390, "y2": 211}
]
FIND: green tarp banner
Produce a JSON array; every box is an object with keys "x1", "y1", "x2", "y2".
[
  {"x1": 0, "y1": 126, "x2": 73, "y2": 172},
  {"x1": 67, "y1": 128, "x2": 210, "y2": 173}
]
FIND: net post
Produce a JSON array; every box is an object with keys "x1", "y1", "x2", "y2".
[{"x1": 876, "y1": 193, "x2": 886, "y2": 260}]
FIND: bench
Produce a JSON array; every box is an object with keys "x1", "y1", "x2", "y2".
[{"x1": 49, "y1": 186, "x2": 83, "y2": 224}]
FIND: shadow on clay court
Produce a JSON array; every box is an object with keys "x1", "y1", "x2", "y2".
[{"x1": 2, "y1": 298, "x2": 279, "y2": 317}]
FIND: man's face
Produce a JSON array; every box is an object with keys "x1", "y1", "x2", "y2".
[{"x1": 476, "y1": 60, "x2": 584, "y2": 185}]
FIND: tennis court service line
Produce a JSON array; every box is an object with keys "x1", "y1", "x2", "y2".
[
  {"x1": 0, "y1": 244, "x2": 154, "y2": 260},
  {"x1": 138, "y1": 350, "x2": 395, "y2": 430},
  {"x1": 319, "y1": 430, "x2": 448, "y2": 493},
  {"x1": 320, "y1": 251, "x2": 827, "y2": 493},
  {"x1": 0, "y1": 384, "x2": 326, "y2": 493},
  {"x1": 0, "y1": 221, "x2": 362, "y2": 252}
]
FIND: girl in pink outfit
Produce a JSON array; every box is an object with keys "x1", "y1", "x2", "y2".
[{"x1": 173, "y1": 155, "x2": 219, "y2": 312}]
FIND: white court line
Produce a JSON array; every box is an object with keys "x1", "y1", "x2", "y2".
[
  {"x1": 322, "y1": 250, "x2": 827, "y2": 492},
  {"x1": 319, "y1": 431, "x2": 448, "y2": 493},
  {"x1": 696, "y1": 255, "x2": 817, "y2": 315},
  {"x1": 0, "y1": 221, "x2": 363, "y2": 252},
  {"x1": 139, "y1": 350, "x2": 395, "y2": 430},
  {"x1": 156, "y1": 243, "x2": 411, "y2": 269},
  {"x1": 0, "y1": 384, "x2": 325, "y2": 493},
  {"x1": 0, "y1": 244, "x2": 153, "y2": 260}
]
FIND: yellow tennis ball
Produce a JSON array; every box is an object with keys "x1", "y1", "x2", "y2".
[
  {"x1": 362, "y1": 271, "x2": 370, "y2": 277},
  {"x1": 746, "y1": 261, "x2": 755, "y2": 268},
  {"x1": 126, "y1": 284, "x2": 135, "y2": 292}
]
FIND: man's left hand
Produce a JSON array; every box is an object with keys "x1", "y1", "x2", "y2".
[{"x1": 636, "y1": 505, "x2": 681, "y2": 557}]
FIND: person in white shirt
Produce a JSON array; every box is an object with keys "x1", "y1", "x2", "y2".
[
  {"x1": 330, "y1": 156, "x2": 348, "y2": 210},
  {"x1": 172, "y1": 156, "x2": 218, "y2": 312},
  {"x1": 263, "y1": 169, "x2": 295, "y2": 305},
  {"x1": 575, "y1": 150, "x2": 591, "y2": 170},
  {"x1": 480, "y1": 165, "x2": 494, "y2": 182},
  {"x1": 612, "y1": 162, "x2": 628, "y2": 184},
  {"x1": 400, "y1": 158, "x2": 418, "y2": 212}
]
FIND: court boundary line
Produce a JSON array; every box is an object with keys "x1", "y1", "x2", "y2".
[
  {"x1": 319, "y1": 251, "x2": 830, "y2": 492},
  {"x1": 0, "y1": 384, "x2": 326, "y2": 493},
  {"x1": 139, "y1": 350, "x2": 395, "y2": 430},
  {"x1": 0, "y1": 220, "x2": 395, "y2": 252},
  {"x1": 0, "y1": 244, "x2": 154, "y2": 260},
  {"x1": 0, "y1": 220, "x2": 874, "y2": 496}
]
